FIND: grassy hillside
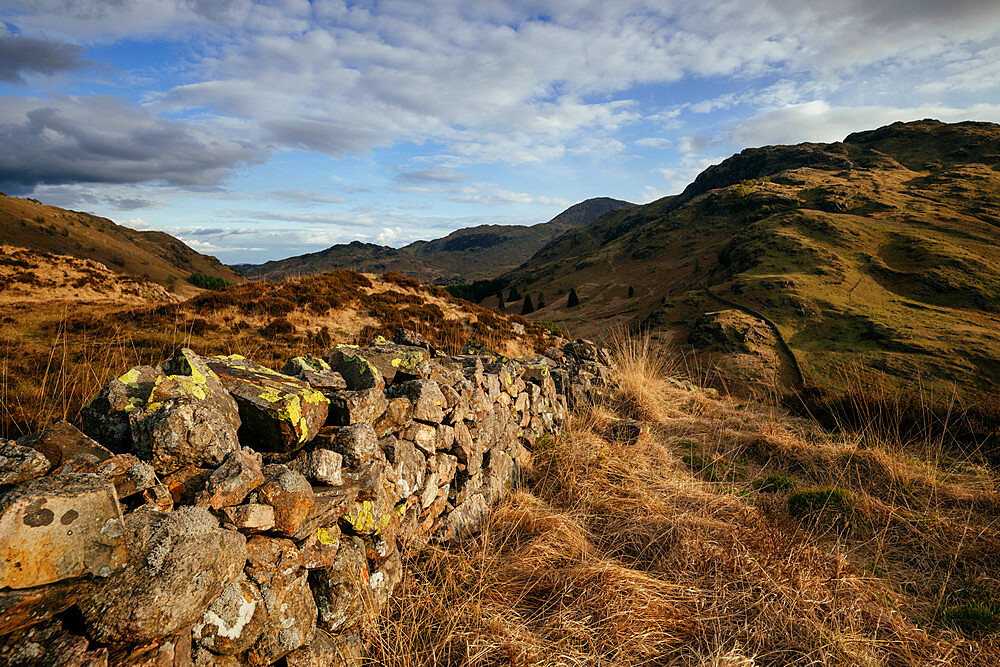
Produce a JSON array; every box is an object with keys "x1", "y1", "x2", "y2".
[
  {"x1": 0, "y1": 193, "x2": 243, "y2": 296},
  {"x1": 367, "y1": 336, "x2": 1000, "y2": 665},
  {"x1": 501, "y1": 120, "x2": 1000, "y2": 422},
  {"x1": 0, "y1": 265, "x2": 560, "y2": 440},
  {"x1": 238, "y1": 197, "x2": 633, "y2": 283}
]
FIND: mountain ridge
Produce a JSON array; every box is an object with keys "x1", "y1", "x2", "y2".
[{"x1": 236, "y1": 196, "x2": 634, "y2": 283}]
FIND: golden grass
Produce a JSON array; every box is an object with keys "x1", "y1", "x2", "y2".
[{"x1": 367, "y1": 334, "x2": 1000, "y2": 665}]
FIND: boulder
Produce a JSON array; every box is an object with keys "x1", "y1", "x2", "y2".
[
  {"x1": 255, "y1": 464, "x2": 314, "y2": 536},
  {"x1": 80, "y1": 366, "x2": 161, "y2": 453},
  {"x1": 0, "y1": 580, "x2": 80, "y2": 636},
  {"x1": 0, "y1": 441, "x2": 51, "y2": 486},
  {"x1": 288, "y1": 448, "x2": 343, "y2": 486},
  {"x1": 372, "y1": 397, "x2": 412, "y2": 437},
  {"x1": 128, "y1": 349, "x2": 242, "y2": 475},
  {"x1": 387, "y1": 380, "x2": 446, "y2": 423},
  {"x1": 393, "y1": 328, "x2": 430, "y2": 349},
  {"x1": 17, "y1": 420, "x2": 112, "y2": 468},
  {"x1": 297, "y1": 524, "x2": 341, "y2": 570},
  {"x1": 323, "y1": 345, "x2": 385, "y2": 391},
  {"x1": 195, "y1": 449, "x2": 264, "y2": 510},
  {"x1": 280, "y1": 356, "x2": 347, "y2": 391},
  {"x1": 193, "y1": 575, "x2": 266, "y2": 656},
  {"x1": 313, "y1": 423, "x2": 378, "y2": 468},
  {"x1": 309, "y1": 535, "x2": 368, "y2": 633},
  {"x1": 204, "y1": 355, "x2": 329, "y2": 452},
  {"x1": 0, "y1": 474, "x2": 125, "y2": 589},
  {"x1": 75, "y1": 454, "x2": 157, "y2": 499},
  {"x1": 285, "y1": 629, "x2": 362, "y2": 667},
  {"x1": 326, "y1": 389, "x2": 388, "y2": 427},
  {"x1": 245, "y1": 536, "x2": 302, "y2": 589},
  {"x1": 220, "y1": 504, "x2": 274, "y2": 533},
  {"x1": 402, "y1": 422, "x2": 437, "y2": 455},
  {"x1": 77, "y1": 506, "x2": 247, "y2": 643},
  {"x1": 0, "y1": 619, "x2": 106, "y2": 666},
  {"x1": 249, "y1": 573, "x2": 317, "y2": 666}
]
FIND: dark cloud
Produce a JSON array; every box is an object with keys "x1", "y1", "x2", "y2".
[
  {"x1": 0, "y1": 95, "x2": 267, "y2": 190},
  {"x1": 0, "y1": 32, "x2": 88, "y2": 83}
]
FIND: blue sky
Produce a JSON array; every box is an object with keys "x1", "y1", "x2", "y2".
[{"x1": 2, "y1": 1, "x2": 1000, "y2": 264}]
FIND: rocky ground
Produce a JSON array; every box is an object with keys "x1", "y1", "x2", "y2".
[{"x1": 0, "y1": 331, "x2": 610, "y2": 666}]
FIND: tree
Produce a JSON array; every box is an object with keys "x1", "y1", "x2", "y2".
[
  {"x1": 507, "y1": 286, "x2": 521, "y2": 302},
  {"x1": 521, "y1": 294, "x2": 535, "y2": 314},
  {"x1": 495, "y1": 290, "x2": 506, "y2": 312},
  {"x1": 537, "y1": 292, "x2": 546, "y2": 308},
  {"x1": 627, "y1": 285, "x2": 635, "y2": 298},
  {"x1": 567, "y1": 287, "x2": 580, "y2": 308}
]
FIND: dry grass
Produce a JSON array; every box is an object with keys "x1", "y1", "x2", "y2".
[{"x1": 367, "y1": 334, "x2": 1000, "y2": 665}]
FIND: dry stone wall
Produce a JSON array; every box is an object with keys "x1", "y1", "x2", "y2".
[{"x1": 0, "y1": 330, "x2": 609, "y2": 666}]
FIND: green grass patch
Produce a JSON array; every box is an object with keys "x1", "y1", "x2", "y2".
[
  {"x1": 788, "y1": 487, "x2": 853, "y2": 526},
  {"x1": 753, "y1": 473, "x2": 794, "y2": 492}
]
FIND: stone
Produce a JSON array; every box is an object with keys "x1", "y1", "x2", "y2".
[
  {"x1": 245, "y1": 536, "x2": 302, "y2": 589},
  {"x1": 0, "y1": 440, "x2": 51, "y2": 486},
  {"x1": 128, "y1": 349, "x2": 242, "y2": 475},
  {"x1": 430, "y1": 452, "x2": 458, "y2": 487},
  {"x1": 0, "y1": 619, "x2": 105, "y2": 666},
  {"x1": 482, "y1": 448, "x2": 518, "y2": 504},
  {"x1": 323, "y1": 345, "x2": 385, "y2": 391},
  {"x1": 382, "y1": 437, "x2": 424, "y2": 499},
  {"x1": 403, "y1": 422, "x2": 437, "y2": 455},
  {"x1": 327, "y1": 389, "x2": 389, "y2": 426},
  {"x1": 387, "y1": 379, "x2": 446, "y2": 423},
  {"x1": 80, "y1": 366, "x2": 161, "y2": 453},
  {"x1": 288, "y1": 448, "x2": 343, "y2": 486},
  {"x1": 220, "y1": 504, "x2": 275, "y2": 533},
  {"x1": 446, "y1": 493, "x2": 489, "y2": 541},
  {"x1": 367, "y1": 538, "x2": 402, "y2": 612},
  {"x1": 192, "y1": 647, "x2": 242, "y2": 666},
  {"x1": 0, "y1": 474, "x2": 125, "y2": 589},
  {"x1": 0, "y1": 580, "x2": 80, "y2": 636},
  {"x1": 292, "y1": 485, "x2": 358, "y2": 543},
  {"x1": 193, "y1": 575, "x2": 265, "y2": 656},
  {"x1": 249, "y1": 573, "x2": 316, "y2": 666},
  {"x1": 78, "y1": 454, "x2": 157, "y2": 499},
  {"x1": 141, "y1": 484, "x2": 174, "y2": 513},
  {"x1": 77, "y1": 506, "x2": 247, "y2": 644},
  {"x1": 452, "y1": 421, "x2": 482, "y2": 475},
  {"x1": 18, "y1": 420, "x2": 113, "y2": 468},
  {"x1": 205, "y1": 355, "x2": 329, "y2": 452},
  {"x1": 393, "y1": 328, "x2": 430, "y2": 349},
  {"x1": 309, "y1": 535, "x2": 369, "y2": 633},
  {"x1": 313, "y1": 423, "x2": 378, "y2": 468},
  {"x1": 255, "y1": 464, "x2": 314, "y2": 536},
  {"x1": 297, "y1": 524, "x2": 341, "y2": 569},
  {"x1": 195, "y1": 449, "x2": 264, "y2": 510},
  {"x1": 285, "y1": 628, "x2": 362, "y2": 667},
  {"x1": 340, "y1": 464, "x2": 398, "y2": 537},
  {"x1": 372, "y1": 397, "x2": 412, "y2": 437},
  {"x1": 281, "y1": 356, "x2": 347, "y2": 391},
  {"x1": 162, "y1": 466, "x2": 212, "y2": 505}
]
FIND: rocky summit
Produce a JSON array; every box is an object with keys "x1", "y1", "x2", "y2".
[{"x1": 0, "y1": 333, "x2": 608, "y2": 665}]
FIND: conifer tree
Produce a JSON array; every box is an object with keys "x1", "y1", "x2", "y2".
[
  {"x1": 507, "y1": 286, "x2": 521, "y2": 302},
  {"x1": 628, "y1": 285, "x2": 635, "y2": 298},
  {"x1": 521, "y1": 294, "x2": 535, "y2": 314},
  {"x1": 537, "y1": 292, "x2": 545, "y2": 308},
  {"x1": 567, "y1": 287, "x2": 580, "y2": 308}
]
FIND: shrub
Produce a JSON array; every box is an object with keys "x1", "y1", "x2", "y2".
[
  {"x1": 187, "y1": 273, "x2": 233, "y2": 290},
  {"x1": 383, "y1": 271, "x2": 420, "y2": 289},
  {"x1": 261, "y1": 316, "x2": 296, "y2": 336},
  {"x1": 753, "y1": 474, "x2": 793, "y2": 492},
  {"x1": 521, "y1": 294, "x2": 535, "y2": 315},
  {"x1": 567, "y1": 287, "x2": 580, "y2": 308}
]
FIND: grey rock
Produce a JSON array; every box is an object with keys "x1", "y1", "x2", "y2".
[
  {"x1": 193, "y1": 575, "x2": 266, "y2": 655},
  {"x1": 0, "y1": 440, "x2": 51, "y2": 485}
]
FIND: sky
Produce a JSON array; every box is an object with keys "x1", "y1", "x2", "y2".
[{"x1": 2, "y1": 1, "x2": 1000, "y2": 264}]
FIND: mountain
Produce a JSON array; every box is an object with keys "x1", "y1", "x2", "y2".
[
  {"x1": 500, "y1": 120, "x2": 1000, "y2": 409},
  {"x1": 235, "y1": 197, "x2": 634, "y2": 283},
  {"x1": 0, "y1": 193, "x2": 243, "y2": 296}
]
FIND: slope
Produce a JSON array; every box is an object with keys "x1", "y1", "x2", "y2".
[
  {"x1": 501, "y1": 120, "x2": 1000, "y2": 412},
  {"x1": 238, "y1": 197, "x2": 633, "y2": 283},
  {"x1": 0, "y1": 193, "x2": 243, "y2": 297}
]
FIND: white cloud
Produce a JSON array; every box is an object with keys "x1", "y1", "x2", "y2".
[
  {"x1": 636, "y1": 137, "x2": 671, "y2": 149},
  {"x1": 376, "y1": 226, "x2": 404, "y2": 244}
]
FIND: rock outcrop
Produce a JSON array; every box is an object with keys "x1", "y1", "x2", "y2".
[{"x1": 0, "y1": 335, "x2": 608, "y2": 664}]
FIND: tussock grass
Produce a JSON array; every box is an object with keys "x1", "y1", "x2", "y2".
[{"x1": 369, "y1": 334, "x2": 1000, "y2": 665}]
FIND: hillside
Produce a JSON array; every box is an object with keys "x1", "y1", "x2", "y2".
[
  {"x1": 0, "y1": 194, "x2": 243, "y2": 297},
  {"x1": 237, "y1": 197, "x2": 633, "y2": 283},
  {"x1": 499, "y1": 120, "x2": 1000, "y2": 414}
]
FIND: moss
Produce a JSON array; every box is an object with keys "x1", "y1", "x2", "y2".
[
  {"x1": 753, "y1": 474, "x2": 794, "y2": 492},
  {"x1": 941, "y1": 597, "x2": 1000, "y2": 637},
  {"x1": 788, "y1": 487, "x2": 853, "y2": 526}
]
